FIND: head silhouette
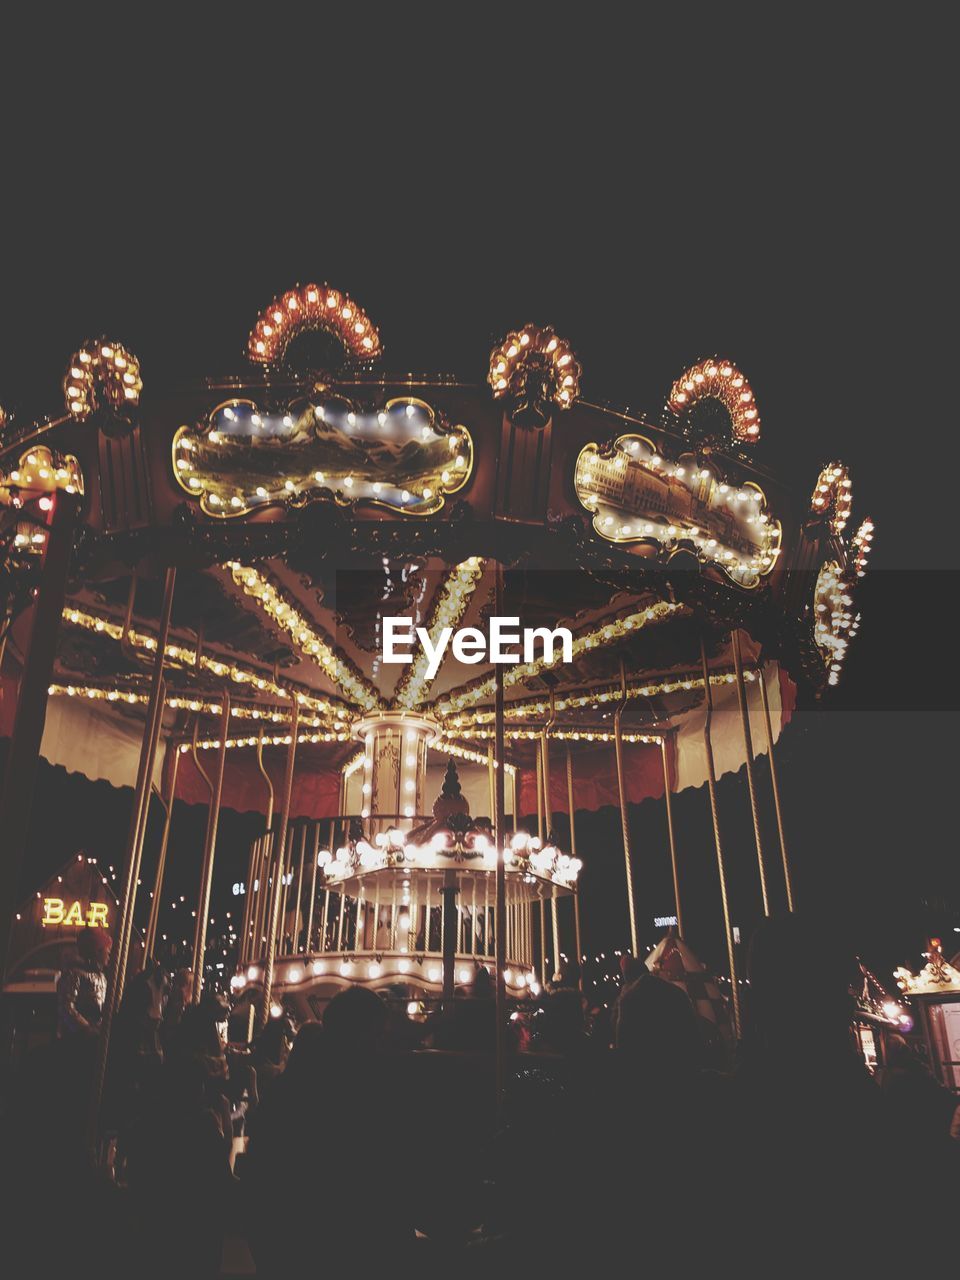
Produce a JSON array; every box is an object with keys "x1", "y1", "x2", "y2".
[
  {"x1": 323, "y1": 988, "x2": 386, "y2": 1056},
  {"x1": 615, "y1": 971, "x2": 702, "y2": 1074},
  {"x1": 746, "y1": 914, "x2": 857, "y2": 1049}
]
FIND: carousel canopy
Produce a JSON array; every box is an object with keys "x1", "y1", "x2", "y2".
[{"x1": 0, "y1": 284, "x2": 871, "y2": 827}]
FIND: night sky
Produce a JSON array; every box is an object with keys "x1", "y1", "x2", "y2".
[{"x1": 2, "y1": 20, "x2": 954, "y2": 984}]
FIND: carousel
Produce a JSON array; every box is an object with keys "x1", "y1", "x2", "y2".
[{"x1": 0, "y1": 283, "x2": 875, "y2": 1123}]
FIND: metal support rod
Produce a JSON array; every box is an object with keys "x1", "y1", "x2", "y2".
[
  {"x1": 541, "y1": 693, "x2": 560, "y2": 973},
  {"x1": 660, "y1": 734, "x2": 683, "y2": 939},
  {"x1": 614, "y1": 658, "x2": 640, "y2": 957},
  {"x1": 191, "y1": 691, "x2": 231, "y2": 999},
  {"x1": 304, "y1": 824, "x2": 320, "y2": 952},
  {"x1": 144, "y1": 741, "x2": 180, "y2": 961},
  {"x1": 260, "y1": 701, "x2": 299, "y2": 1028},
  {"x1": 252, "y1": 726, "x2": 275, "y2": 957},
  {"x1": 494, "y1": 563, "x2": 507, "y2": 1127},
  {"x1": 700, "y1": 638, "x2": 741, "y2": 1036},
  {"x1": 278, "y1": 828, "x2": 293, "y2": 956},
  {"x1": 758, "y1": 663, "x2": 796, "y2": 912},
  {"x1": 292, "y1": 825, "x2": 307, "y2": 952},
  {"x1": 239, "y1": 840, "x2": 257, "y2": 969},
  {"x1": 90, "y1": 563, "x2": 175, "y2": 1147},
  {"x1": 441, "y1": 873, "x2": 458, "y2": 1007},
  {"x1": 112, "y1": 570, "x2": 176, "y2": 1008},
  {"x1": 115, "y1": 675, "x2": 166, "y2": 1008},
  {"x1": 0, "y1": 491, "x2": 80, "y2": 982},
  {"x1": 245, "y1": 843, "x2": 259, "y2": 965},
  {"x1": 732, "y1": 630, "x2": 770, "y2": 917},
  {"x1": 535, "y1": 747, "x2": 544, "y2": 841},
  {"x1": 566, "y1": 747, "x2": 582, "y2": 964}
]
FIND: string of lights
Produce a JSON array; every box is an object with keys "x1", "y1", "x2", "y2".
[
  {"x1": 225, "y1": 562, "x2": 382, "y2": 712},
  {"x1": 393, "y1": 558, "x2": 486, "y2": 709},
  {"x1": 60, "y1": 604, "x2": 349, "y2": 720},
  {"x1": 433, "y1": 600, "x2": 684, "y2": 717}
]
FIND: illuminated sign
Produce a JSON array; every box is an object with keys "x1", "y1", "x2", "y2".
[
  {"x1": 173, "y1": 395, "x2": 474, "y2": 518},
  {"x1": 653, "y1": 915, "x2": 678, "y2": 928},
  {"x1": 41, "y1": 898, "x2": 109, "y2": 928},
  {"x1": 575, "y1": 434, "x2": 781, "y2": 588}
]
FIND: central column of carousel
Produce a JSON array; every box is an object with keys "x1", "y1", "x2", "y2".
[{"x1": 239, "y1": 683, "x2": 579, "y2": 1020}]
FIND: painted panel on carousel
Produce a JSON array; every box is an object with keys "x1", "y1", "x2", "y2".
[
  {"x1": 574, "y1": 433, "x2": 781, "y2": 588},
  {"x1": 172, "y1": 395, "x2": 474, "y2": 518}
]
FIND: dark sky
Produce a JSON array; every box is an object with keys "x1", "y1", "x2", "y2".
[{"x1": 2, "y1": 19, "x2": 955, "y2": 983}]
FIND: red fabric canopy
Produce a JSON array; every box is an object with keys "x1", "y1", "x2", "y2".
[
  {"x1": 518, "y1": 738, "x2": 672, "y2": 816},
  {"x1": 170, "y1": 748, "x2": 343, "y2": 819}
]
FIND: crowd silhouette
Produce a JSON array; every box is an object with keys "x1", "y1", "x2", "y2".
[{"x1": 1, "y1": 915, "x2": 956, "y2": 1276}]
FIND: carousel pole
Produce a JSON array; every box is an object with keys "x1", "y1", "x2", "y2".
[
  {"x1": 278, "y1": 827, "x2": 295, "y2": 955},
  {"x1": 566, "y1": 747, "x2": 583, "y2": 964},
  {"x1": 493, "y1": 563, "x2": 507, "y2": 1128},
  {"x1": 757, "y1": 663, "x2": 796, "y2": 912},
  {"x1": 614, "y1": 658, "x2": 640, "y2": 958},
  {"x1": 291, "y1": 825, "x2": 307, "y2": 953},
  {"x1": 111, "y1": 569, "x2": 176, "y2": 1010},
  {"x1": 732, "y1": 630, "x2": 770, "y2": 917},
  {"x1": 0, "y1": 490, "x2": 80, "y2": 983},
  {"x1": 89, "y1": 564, "x2": 175, "y2": 1147},
  {"x1": 144, "y1": 740, "x2": 180, "y2": 961},
  {"x1": 660, "y1": 732, "x2": 684, "y2": 938},
  {"x1": 535, "y1": 744, "x2": 544, "y2": 840},
  {"x1": 115, "y1": 673, "x2": 166, "y2": 1008},
  {"x1": 320, "y1": 821, "x2": 332, "y2": 951},
  {"x1": 252, "y1": 726, "x2": 276, "y2": 958},
  {"x1": 700, "y1": 638, "x2": 741, "y2": 1037},
  {"x1": 239, "y1": 839, "x2": 258, "y2": 968},
  {"x1": 191, "y1": 692, "x2": 231, "y2": 1000},
  {"x1": 536, "y1": 741, "x2": 547, "y2": 981},
  {"x1": 441, "y1": 871, "x2": 458, "y2": 1007},
  {"x1": 304, "y1": 823, "x2": 320, "y2": 952},
  {"x1": 541, "y1": 695, "x2": 560, "y2": 978},
  {"x1": 260, "y1": 701, "x2": 299, "y2": 1029},
  {"x1": 487, "y1": 741, "x2": 496, "y2": 822}
]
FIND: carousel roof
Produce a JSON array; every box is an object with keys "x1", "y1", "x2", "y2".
[{"x1": 0, "y1": 283, "x2": 874, "y2": 817}]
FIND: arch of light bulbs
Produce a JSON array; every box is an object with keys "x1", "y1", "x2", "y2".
[
  {"x1": 849, "y1": 517, "x2": 875, "y2": 579},
  {"x1": 63, "y1": 339, "x2": 142, "y2": 420},
  {"x1": 488, "y1": 324, "x2": 581, "y2": 409},
  {"x1": 666, "y1": 358, "x2": 760, "y2": 442},
  {"x1": 810, "y1": 462, "x2": 853, "y2": 536},
  {"x1": 247, "y1": 283, "x2": 381, "y2": 364}
]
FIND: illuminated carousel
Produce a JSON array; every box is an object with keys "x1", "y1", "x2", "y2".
[{"x1": 0, "y1": 283, "x2": 875, "y2": 1115}]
